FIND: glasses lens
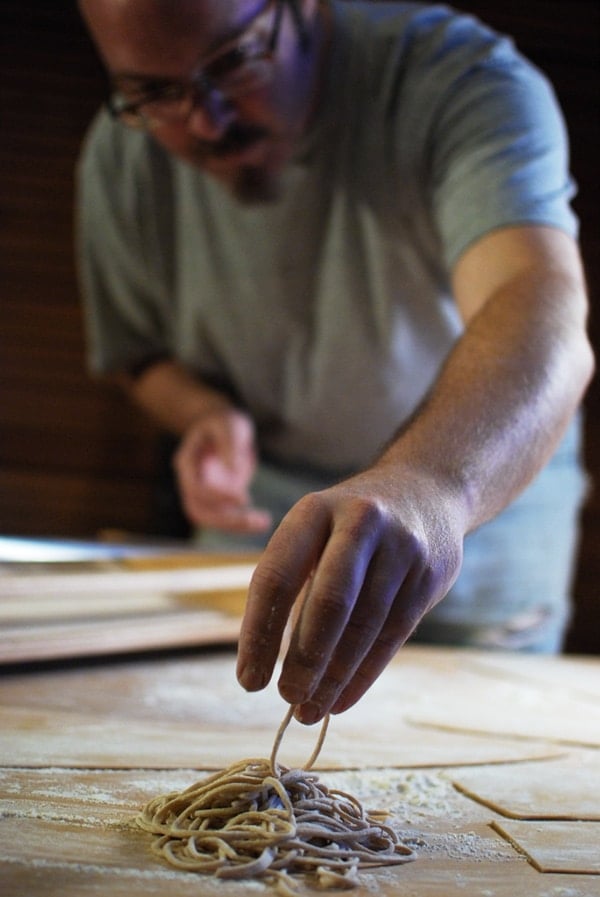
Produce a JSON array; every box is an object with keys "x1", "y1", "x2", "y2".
[
  {"x1": 206, "y1": 47, "x2": 272, "y2": 100},
  {"x1": 140, "y1": 95, "x2": 191, "y2": 122},
  {"x1": 205, "y1": 46, "x2": 248, "y2": 81},
  {"x1": 110, "y1": 84, "x2": 195, "y2": 127},
  {"x1": 108, "y1": 2, "x2": 278, "y2": 128}
]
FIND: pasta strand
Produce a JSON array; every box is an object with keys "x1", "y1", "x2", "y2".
[{"x1": 136, "y1": 707, "x2": 416, "y2": 892}]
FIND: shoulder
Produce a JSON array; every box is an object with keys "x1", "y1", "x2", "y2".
[
  {"x1": 333, "y1": 1, "x2": 546, "y2": 107},
  {"x1": 76, "y1": 109, "x2": 196, "y2": 246},
  {"x1": 78, "y1": 109, "x2": 175, "y2": 194}
]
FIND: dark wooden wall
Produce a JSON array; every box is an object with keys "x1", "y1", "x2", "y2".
[
  {"x1": 1, "y1": 1, "x2": 598, "y2": 652},
  {"x1": 1, "y1": 2, "x2": 162, "y2": 537}
]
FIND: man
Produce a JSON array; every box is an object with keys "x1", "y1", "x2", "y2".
[{"x1": 77, "y1": 0, "x2": 593, "y2": 725}]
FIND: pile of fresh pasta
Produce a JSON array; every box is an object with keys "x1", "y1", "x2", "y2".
[{"x1": 136, "y1": 708, "x2": 416, "y2": 893}]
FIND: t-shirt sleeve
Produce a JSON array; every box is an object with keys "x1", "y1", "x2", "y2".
[
  {"x1": 428, "y1": 38, "x2": 578, "y2": 270},
  {"x1": 76, "y1": 111, "x2": 174, "y2": 376}
]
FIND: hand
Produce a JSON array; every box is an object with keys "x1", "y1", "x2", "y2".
[
  {"x1": 236, "y1": 463, "x2": 465, "y2": 722},
  {"x1": 173, "y1": 407, "x2": 272, "y2": 533}
]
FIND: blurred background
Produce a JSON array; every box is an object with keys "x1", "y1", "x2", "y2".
[{"x1": 1, "y1": 1, "x2": 598, "y2": 653}]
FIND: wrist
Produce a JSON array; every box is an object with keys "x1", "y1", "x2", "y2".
[{"x1": 374, "y1": 439, "x2": 475, "y2": 537}]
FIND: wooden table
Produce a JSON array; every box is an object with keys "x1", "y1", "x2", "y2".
[{"x1": 1, "y1": 551, "x2": 599, "y2": 896}]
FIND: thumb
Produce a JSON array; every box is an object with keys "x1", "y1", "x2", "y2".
[{"x1": 200, "y1": 412, "x2": 257, "y2": 500}]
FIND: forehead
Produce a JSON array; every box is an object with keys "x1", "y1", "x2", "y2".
[{"x1": 79, "y1": 0, "x2": 261, "y2": 75}]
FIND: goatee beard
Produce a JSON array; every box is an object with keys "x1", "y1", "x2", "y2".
[
  {"x1": 232, "y1": 165, "x2": 282, "y2": 204},
  {"x1": 191, "y1": 122, "x2": 282, "y2": 204}
]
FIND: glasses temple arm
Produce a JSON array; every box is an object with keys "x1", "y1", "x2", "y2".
[{"x1": 270, "y1": 0, "x2": 311, "y2": 54}]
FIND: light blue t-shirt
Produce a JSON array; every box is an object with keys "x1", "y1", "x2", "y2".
[{"x1": 78, "y1": 0, "x2": 577, "y2": 476}]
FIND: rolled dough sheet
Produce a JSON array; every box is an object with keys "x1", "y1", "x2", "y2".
[
  {"x1": 450, "y1": 755, "x2": 600, "y2": 820},
  {"x1": 0, "y1": 703, "x2": 560, "y2": 769},
  {"x1": 492, "y1": 819, "x2": 600, "y2": 874},
  {"x1": 464, "y1": 652, "x2": 600, "y2": 706},
  {"x1": 0, "y1": 652, "x2": 566, "y2": 769},
  {"x1": 403, "y1": 662, "x2": 600, "y2": 747},
  {"x1": 2, "y1": 804, "x2": 599, "y2": 897}
]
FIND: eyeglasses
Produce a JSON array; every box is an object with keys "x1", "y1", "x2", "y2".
[{"x1": 107, "y1": 0, "x2": 296, "y2": 130}]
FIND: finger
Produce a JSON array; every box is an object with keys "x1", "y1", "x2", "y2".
[
  {"x1": 178, "y1": 446, "x2": 251, "y2": 507},
  {"x1": 224, "y1": 414, "x2": 257, "y2": 476},
  {"x1": 291, "y1": 546, "x2": 409, "y2": 723},
  {"x1": 276, "y1": 502, "x2": 386, "y2": 707},
  {"x1": 177, "y1": 453, "x2": 261, "y2": 528},
  {"x1": 329, "y1": 533, "x2": 464, "y2": 716},
  {"x1": 196, "y1": 504, "x2": 272, "y2": 533},
  {"x1": 174, "y1": 415, "x2": 255, "y2": 507},
  {"x1": 198, "y1": 454, "x2": 251, "y2": 502},
  {"x1": 183, "y1": 489, "x2": 272, "y2": 532},
  {"x1": 328, "y1": 579, "x2": 431, "y2": 715},
  {"x1": 236, "y1": 495, "x2": 331, "y2": 692}
]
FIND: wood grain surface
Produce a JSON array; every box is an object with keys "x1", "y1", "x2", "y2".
[
  {"x1": 1, "y1": 645, "x2": 599, "y2": 895},
  {"x1": 0, "y1": 647, "x2": 576, "y2": 769},
  {"x1": 1, "y1": 558, "x2": 598, "y2": 894},
  {"x1": 0, "y1": 553, "x2": 255, "y2": 663}
]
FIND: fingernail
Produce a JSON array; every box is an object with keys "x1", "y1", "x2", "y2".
[
  {"x1": 296, "y1": 701, "x2": 323, "y2": 726},
  {"x1": 331, "y1": 692, "x2": 355, "y2": 715},
  {"x1": 279, "y1": 683, "x2": 310, "y2": 705},
  {"x1": 296, "y1": 701, "x2": 322, "y2": 725},
  {"x1": 238, "y1": 662, "x2": 267, "y2": 692}
]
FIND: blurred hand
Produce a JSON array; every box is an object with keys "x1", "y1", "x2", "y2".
[
  {"x1": 173, "y1": 407, "x2": 272, "y2": 533},
  {"x1": 236, "y1": 463, "x2": 466, "y2": 722}
]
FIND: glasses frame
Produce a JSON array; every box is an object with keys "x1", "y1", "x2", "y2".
[{"x1": 106, "y1": 0, "x2": 308, "y2": 130}]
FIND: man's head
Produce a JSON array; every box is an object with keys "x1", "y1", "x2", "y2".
[{"x1": 79, "y1": 0, "x2": 326, "y2": 202}]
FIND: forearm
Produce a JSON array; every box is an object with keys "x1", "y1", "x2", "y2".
[
  {"x1": 377, "y1": 264, "x2": 593, "y2": 533},
  {"x1": 118, "y1": 359, "x2": 231, "y2": 436},
  {"x1": 237, "y1": 229, "x2": 593, "y2": 720}
]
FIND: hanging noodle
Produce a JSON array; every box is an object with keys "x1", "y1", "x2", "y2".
[{"x1": 136, "y1": 706, "x2": 416, "y2": 893}]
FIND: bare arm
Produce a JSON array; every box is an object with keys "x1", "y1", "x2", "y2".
[
  {"x1": 385, "y1": 225, "x2": 592, "y2": 530},
  {"x1": 118, "y1": 358, "x2": 230, "y2": 436},
  {"x1": 237, "y1": 225, "x2": 594, "y2": 722}
]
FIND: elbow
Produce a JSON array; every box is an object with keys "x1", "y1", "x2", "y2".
[
  {"x1": 555, "y1": 329, "x2": 596, "y2": 428},
  {"x1": 575, "y1": 294, "x2": 595, "y2": 394},
  {"x1": 564, "y1": 268, "x2": 595, "y2": 406}
]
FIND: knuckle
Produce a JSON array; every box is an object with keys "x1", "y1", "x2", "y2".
[
  {"x1": 316, "y1": 587, "x2": 353, "y2": 622},
  {"x1": 374, "y1": 628, "x2": 405, "y2": 656},
  {"x1": 250, "y1": 561, "x2": 296, "y2": 601},
  {"x1": 344, "y1": 497, "x2": 387, "y2": 538},
  {"x1": 312, "y1": 671, "x2": 346, "y2": 704},
  {"x1": 354, "y1": 495, "x2": 386, "y2": 522},
  {"x1": 292, "y1": 491, "x2": 329, "y2": 523},
  {"x1": 411, "y1": 531, "x2": 463, "y2": 600},
  {"x1": 321, "y1": 670, "x2": 345, "y2": 693},
  {"x1": 399, "y1": 525, "x2": 428, "y2": 561},
  {"x1": 242, "y1": 624, "x2": 274, "y2": 655},
  {"x1": 344, "y1": 614, "x2": 381, "y2": 646}
]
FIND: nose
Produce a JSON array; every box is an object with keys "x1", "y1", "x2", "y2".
[{"x1": 185, "y1": 90, "x2": 236, "y2": 141}]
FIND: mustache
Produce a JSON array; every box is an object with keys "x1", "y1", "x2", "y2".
[{"x1": 195, "y1": 122, "x2": 270, "y2": 160}]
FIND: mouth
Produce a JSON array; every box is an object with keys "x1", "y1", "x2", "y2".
[
  {"x1": 183, "y1": 122, "x2": 287, "y2": 202},
  {"x1": 196, "y1": 122, "x2": 271, "y2": 162}
]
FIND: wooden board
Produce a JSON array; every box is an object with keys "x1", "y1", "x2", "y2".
[
  {"x1": 0, "y1": 553, "x2": 257, "y2": 663},
  {"x1": 1, "y1": 768, "x2": 599, "y2": 897},
  {"x1": 1, "y1": 646, "x2": 599, "y2": 896},
  {"x1": 0, "y1": 560, "x2": 257, "y2": 597},
  {"x1": 1, "y1": 610, "x2": 242, "y2": 664}
]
